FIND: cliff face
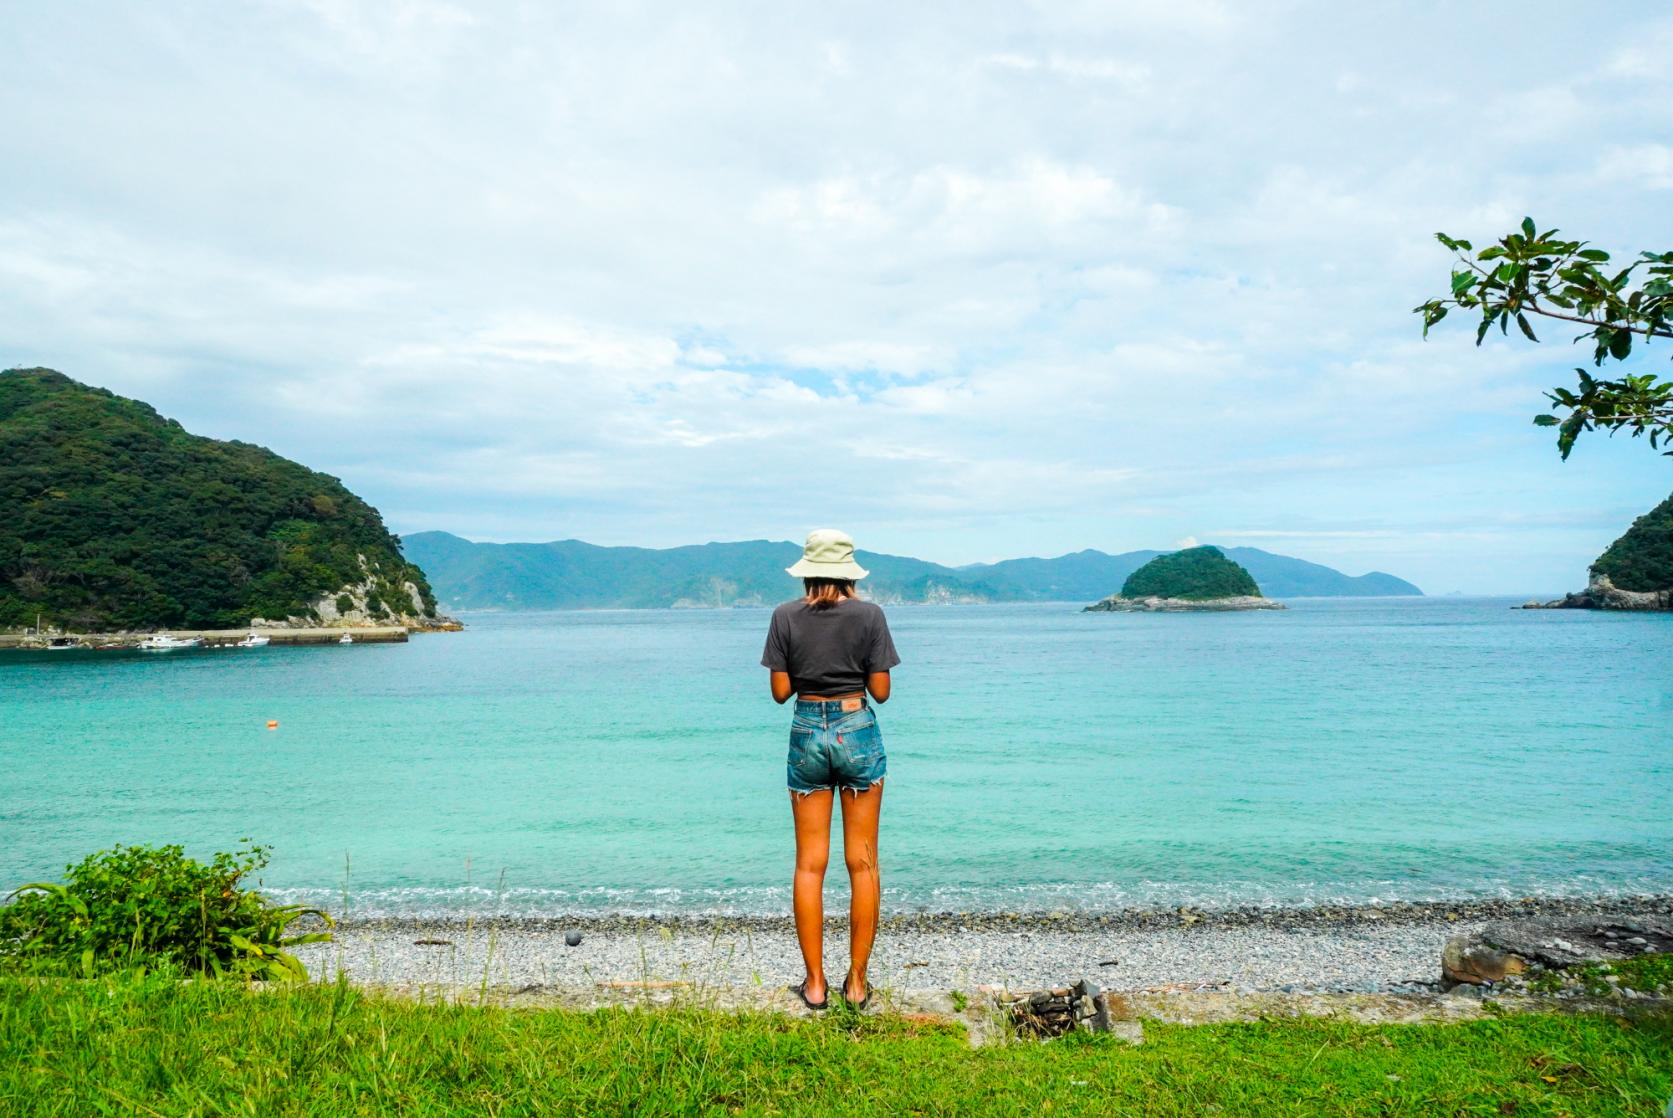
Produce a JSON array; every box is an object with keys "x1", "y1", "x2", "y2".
[
  {"x1": 253, "y1": 556, "x2": 441, "y2": 629},
  {"x1": 0, "y1": 368, "x2": 443, "y2": 631}
]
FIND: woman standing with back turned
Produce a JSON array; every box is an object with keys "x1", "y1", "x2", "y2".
[{"x1": 761, "y1": 529, "x2": 900, "y2": 1010}]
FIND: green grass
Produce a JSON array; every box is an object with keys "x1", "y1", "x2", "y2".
[
  {"x1": 2, "y1": 973, "x2": 1670, "y2": 1116},
  {"x1": 1528, "y1": 955, "x2": 1673, "y2": 998},
  {"x1": 1614, "y1": 954, "x2": 1673, "y2": 994}
]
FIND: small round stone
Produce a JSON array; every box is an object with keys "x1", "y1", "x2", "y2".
[{"x1": 565, "y1": 930, "x2": 583, "y2": 947}]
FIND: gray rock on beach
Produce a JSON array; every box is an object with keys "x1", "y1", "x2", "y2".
[{"x1": 1442, "y1": 914, "x2": 1673, "y2": 985}]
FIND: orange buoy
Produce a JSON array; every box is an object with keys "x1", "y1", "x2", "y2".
[{"x1": 266, "y1": 720, "x2": 279, "y2": 730}]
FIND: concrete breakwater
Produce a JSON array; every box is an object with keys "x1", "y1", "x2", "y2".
[{"x1": 0, "y1": 626, "x2": 413, "y2": 651}]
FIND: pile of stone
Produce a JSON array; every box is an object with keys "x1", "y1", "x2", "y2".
[{"x1": 999, "y1": 978, "x2": 1113, "y2": 1038}]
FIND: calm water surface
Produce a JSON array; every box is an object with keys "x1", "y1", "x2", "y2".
[{"x1": 3, "y1": 599, "x2": 1670, "y2": 914}]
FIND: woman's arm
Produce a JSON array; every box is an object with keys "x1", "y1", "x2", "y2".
[
  {"x1": 865, "y1": 671, "x2": 891, "y2": 703},
  {"x1": 769, "y1": 671, "x2": 794, "y2": 704}
]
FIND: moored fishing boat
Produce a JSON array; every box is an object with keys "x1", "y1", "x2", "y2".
[
  {"x1": 137, "y1": 635, "x2": 201, "y2": 652},
  {"x1": 235, "y1": 632, "x2": 271, "y2": 648}
]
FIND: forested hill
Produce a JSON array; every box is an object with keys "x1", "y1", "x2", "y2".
[
  {"x1": 0, "y1": 368, "x2": 439, "y2": 631},
  {"x1": 403, "y1": 532, "x2": 1423, "y2": 610},
  {"x1": 1590, "y1": 491, "x2": 1673, "y2": 592}
]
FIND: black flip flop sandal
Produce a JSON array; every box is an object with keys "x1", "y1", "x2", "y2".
[{"x1": 789, "y1": 980, "x2": 828, "y2": 1011}]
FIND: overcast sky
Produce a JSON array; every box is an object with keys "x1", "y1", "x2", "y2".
[{"x1": 3, "y1": 2, "x2": 1670, "y2": 594}]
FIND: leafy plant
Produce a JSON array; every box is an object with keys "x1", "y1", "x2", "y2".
[
  {"x1": 0, "y1": 843, "x2": 331, "y2": 981},
  {"x1": 1414, "y1": 219, "x2": 1673, "y2": 459}
]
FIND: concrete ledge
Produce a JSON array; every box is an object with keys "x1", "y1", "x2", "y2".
[{"x1": 0, "y1": 627, "x2": 411, "y2": 650}]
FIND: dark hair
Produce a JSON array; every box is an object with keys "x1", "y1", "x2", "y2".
[{"x1": 802, "y1": 578, "x2": 856, "y2": 610}]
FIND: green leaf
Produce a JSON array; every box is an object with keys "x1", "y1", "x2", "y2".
[
  {"x1": 1533, "y1": 414, "x2": 1560, "y2": 426},
  {"x1": 1477, "y1": 246, "x2": 1506, "y2": 261},
  {"x1": 1516, "y1": 314, "x2": 1538, "y2": 341},
  {"x1": 1608, "y1": 330, "x2": 1632, "y2": 360},
  {"x1": 1557, "y1": 412, "x2": 1586, "y2": 460},
  {"x1": 1577, "y1": 248, "x2": 1610, "y2": 262},
  {"x1": 1450, "y1": 270, "x2": 1474, "y2": 296},
  {"x1": 1521, "y1": 216, "x2": 1536, "y2": 239}
]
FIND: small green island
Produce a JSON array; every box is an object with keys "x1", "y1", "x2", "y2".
[{"x1": 1084, "y1": 546, "x2": 1284, "y2": 612}]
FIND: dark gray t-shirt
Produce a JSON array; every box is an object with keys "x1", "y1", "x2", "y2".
[{"x1": 760, "y1": 598, "x2": 901, "y2": 696}]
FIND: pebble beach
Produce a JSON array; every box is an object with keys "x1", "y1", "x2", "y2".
[{"x1": 294, "y1": 895, "x2": 1673, "y2": 997}]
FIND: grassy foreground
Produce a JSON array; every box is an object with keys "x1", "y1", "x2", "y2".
[{"x1": 2, "y1": 974, "x2": 1670, "y2": 1117}]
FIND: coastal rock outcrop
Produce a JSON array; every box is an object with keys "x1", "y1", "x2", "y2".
[
  {"x1": 1524, "y1": 491, "x2": 1673, "y2": 611},
  {"x1": 1084, "y1": 546, "x2": 1285, "y2": 612},
  {"x1": 1521, "y1": 571, "x2": 1673, "y2": 612},
  {"x1": 1442, "y1": 915, "x2": 1673, "y2": 986},
  {"x1": 253, "y1": 557, "x2": 456, "y2": 630}
]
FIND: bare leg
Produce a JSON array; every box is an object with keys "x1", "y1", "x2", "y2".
[
  {"x1": 839, "y1": 780, "x2": 884, "y2": 1001},
  {"x1": 789, "y1": 789, "x2": 834, "y2": 1003}
]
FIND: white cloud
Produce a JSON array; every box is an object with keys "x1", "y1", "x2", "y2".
[
  {"x1": 1594, "y1": 144, "x2": 1673, "y2": 191},
  {"x1": 1, "y1": 1, "x2": 1669, "y2": 593},
  {"x1": 754, "y1": 161, "x2": 1177, "y2": 249},
  {"x1": 980, "y1": 51, "x2": 1151, "y2": 88},
  {"x1": 1603, "y1": 17, "x2": 1673, "y2": 79}
]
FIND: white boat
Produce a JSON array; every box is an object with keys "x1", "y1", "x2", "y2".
[
  {"x1": 337, "y1": 633, "x2": 354, "y2": 645},
  {"x1": 137, "y1": 635, "x2": 201, "y2": 652},
  {"x1": 235, "y1": 633, "x2": 271, "y2": 648}
]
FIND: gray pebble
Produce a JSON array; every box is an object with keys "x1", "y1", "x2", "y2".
[{"x1": 290, "y1": 898, "x2": 1673, "y2": 994}]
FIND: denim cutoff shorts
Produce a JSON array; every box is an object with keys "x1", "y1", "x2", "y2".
[{"x1": 788, "y1": 698, "x2": 887, "y2": 796}]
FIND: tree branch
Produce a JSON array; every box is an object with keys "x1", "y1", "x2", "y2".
[{"x1": 1524, "y1": 301, "x2": 1673, "y2": 340}]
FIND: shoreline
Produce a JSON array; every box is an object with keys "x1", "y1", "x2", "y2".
[
  {"x1": 319, "y1": 893, "x2": 1673, "y2": 935},
  {"x1": 295, "y1": 894, "x2": 1673, "y2": 996}
]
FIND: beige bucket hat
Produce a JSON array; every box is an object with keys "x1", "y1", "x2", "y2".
[{"x1": 786, "y1": 528, "x2": 869, "y2": 580}]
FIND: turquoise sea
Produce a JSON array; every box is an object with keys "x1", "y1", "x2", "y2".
[{"x1": 3, "y1": 599, "x2": 1670, "y2": 916}]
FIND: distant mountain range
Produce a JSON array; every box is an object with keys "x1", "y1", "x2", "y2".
[{"x1": 402, "y1": 532, "x2": 1422, "y2": 610}]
